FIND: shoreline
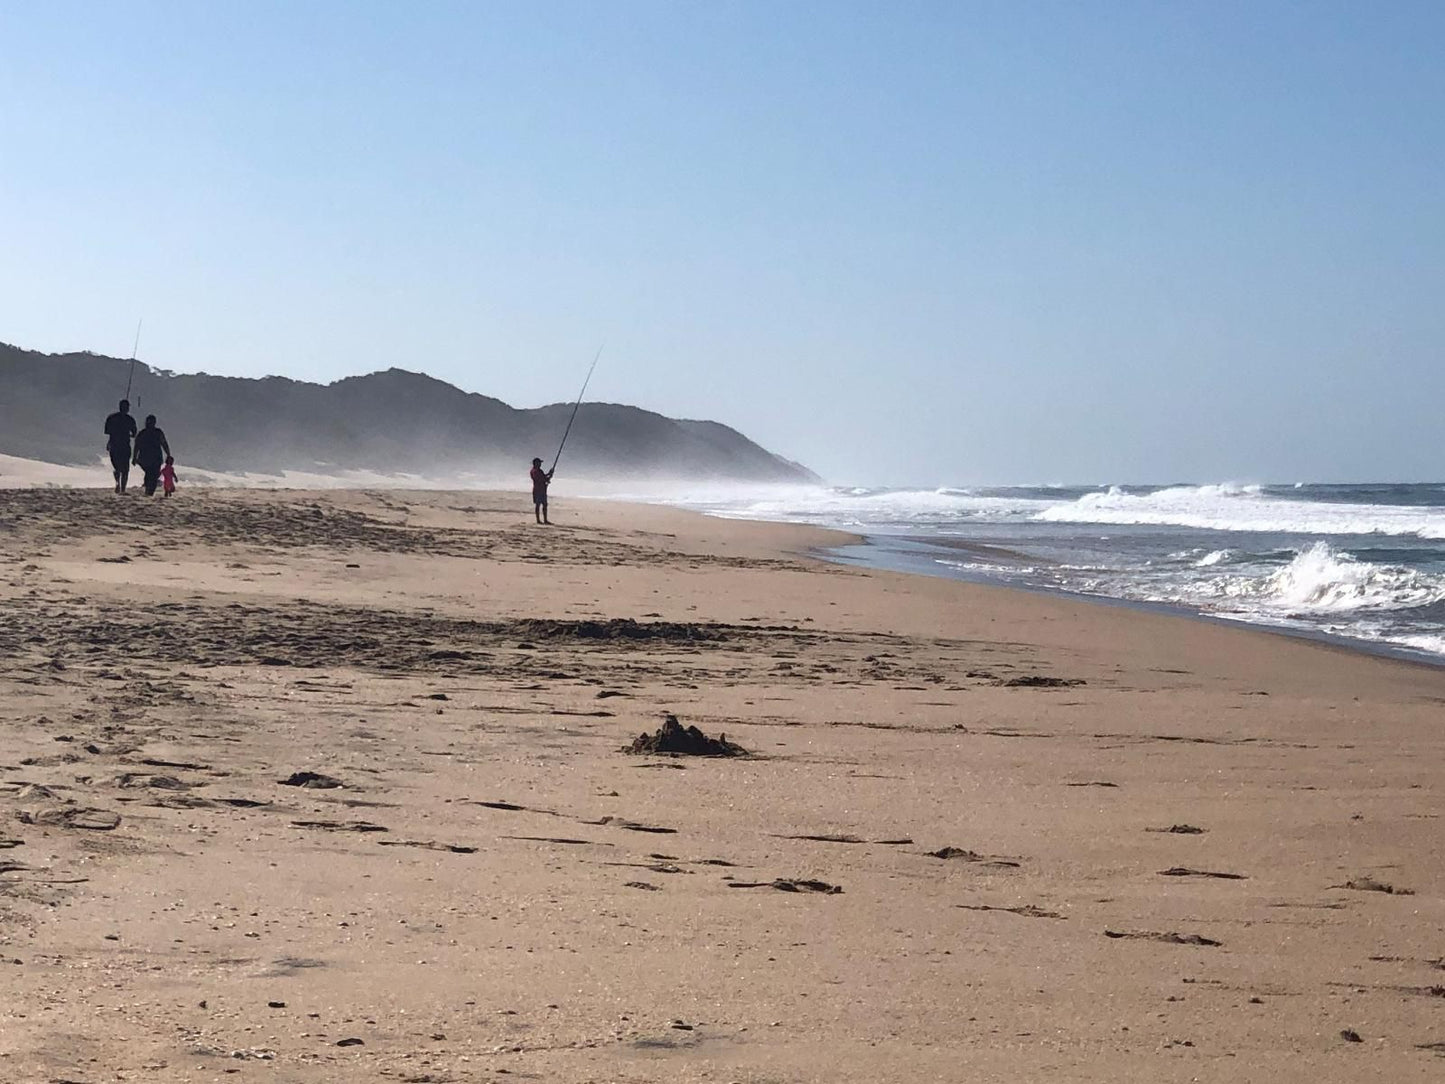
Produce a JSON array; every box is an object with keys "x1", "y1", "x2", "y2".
[
  {"x1": 2, "y1": 466, "x2": 1441, "y2": 672},
  {"x1": 821, "y1": 532, "x2": 1445, "y2": 672},
  {"x1": 4, "y1": 466, "x2": 1443, "y2": 671},
  {"x1": 650, "y1": 480, "x2": 1445, "y2": 673},
  {"x1": 3, "y1": 485, "x2": 1444, "y2": 1081}
]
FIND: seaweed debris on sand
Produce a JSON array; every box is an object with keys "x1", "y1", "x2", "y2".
[{"x1": 626, "y1": 714, "x2": 748, "y2": 758}]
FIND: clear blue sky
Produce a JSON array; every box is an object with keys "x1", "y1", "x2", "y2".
[{"x1": 2, "y1": 1, "x2": 1442, "y2": 484}]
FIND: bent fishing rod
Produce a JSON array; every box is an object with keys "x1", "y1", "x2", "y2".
[{"x1": 550, "y1": 344, "x2": 603, "y2": 476}]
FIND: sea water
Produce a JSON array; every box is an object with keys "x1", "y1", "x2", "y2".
[{"x1": 613, "y1": 482, "x2": 1445, "y2": 664}]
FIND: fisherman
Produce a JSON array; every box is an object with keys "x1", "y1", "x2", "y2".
[
  {"x1": 530, "y1": 457, "x2": 553, "y2": 524},
  {"x1": 103, "y1": 399, "x2": 138, "y2": 494},
  {"x1": 133, "y1": 414, "x2": 172, "y2": 497}
]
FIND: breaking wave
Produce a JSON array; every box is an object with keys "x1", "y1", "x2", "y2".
[
  {"x1": 631, "y1": 484, "x2": 1050, "y2": 529},
  {"x1": 1193, "y1": 542, "x2": 1445, "y2": 615},
  {"x1": 1035, "y1": 484, "x2": 1445, "y2": 537},
  {"x1": 623, "y1": 478, "x2": 1445, "y2": 661}
]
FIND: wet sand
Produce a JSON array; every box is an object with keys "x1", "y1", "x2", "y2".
[{"x1": 2, "y1": 484, "x2": 1444, "y2": 1082}]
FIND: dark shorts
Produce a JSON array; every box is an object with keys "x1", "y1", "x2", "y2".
[
  {"x1": 109, "y1": 446, "x2": 130, "y2": 473},
  {"x1": 533, "y1": 490, "x2": 548, "y2": 505}
]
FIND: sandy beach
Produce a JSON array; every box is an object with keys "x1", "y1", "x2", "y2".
[{"x1": 2, "y1": 483, "x2": 1444, "y2": 1083}]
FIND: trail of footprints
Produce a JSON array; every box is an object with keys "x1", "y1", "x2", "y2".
[
  {"x1": 0, "y1": 714, "x2": 1371, "y2": 931},
  {"x1": 4, "y1": 664, "x2": 1437, "y2": 1061}
]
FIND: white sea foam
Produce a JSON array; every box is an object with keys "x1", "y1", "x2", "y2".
[
  {"x1": 1379, "y1": 630, "x2": 1445, "y2": 656},
  {"x1": 600, "y1": 479, "x2": 1445, "y2": 660},
  {"x1": 1194, "y1": 542, "x2": 1445, "y2": 615},
  {"x1": 1036, "y1": 484, "x2": 1445, "y2": 537},
  {"x1": 606, "y1": 480, "x2": 1445, "y2": 539},
  {"x1": 936, "y1": 558, "x2": 1036, "y2": 576},
  {"x1": 1196, "y1": 549, "x2": 1233, "y2": 567},
  {"x1": 614, "y1": 484, "x2": 1051, "y2": 528}
]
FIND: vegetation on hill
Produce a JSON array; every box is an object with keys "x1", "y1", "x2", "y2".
[{"x1": 0, "y1": 343, "x2": 817, "y2": 482}]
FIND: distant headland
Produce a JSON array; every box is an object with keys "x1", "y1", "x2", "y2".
[{"x1": 0, "y1": 342, "x2": 819, "y2": 484}]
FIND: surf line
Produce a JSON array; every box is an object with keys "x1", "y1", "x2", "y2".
[{"x1": 550, "y1": 344, "x2": 603, "y2": 478}]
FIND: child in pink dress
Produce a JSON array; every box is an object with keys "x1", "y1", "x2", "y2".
[{"x1": 160, "y1": 456, "x2": 179, "y2": 497}]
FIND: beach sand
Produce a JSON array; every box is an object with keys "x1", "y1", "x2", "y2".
[{"x1": 2, "y1": 482, "x2": 1443, "y2": 1082}]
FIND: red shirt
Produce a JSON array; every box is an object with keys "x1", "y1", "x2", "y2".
[{"x1": 530, "y1": 466, "x2": 550, "y2": 493}]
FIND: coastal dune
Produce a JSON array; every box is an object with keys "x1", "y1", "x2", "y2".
[{"x1": 2, "y1": 484, "x2": 1443, "y2": 1082}]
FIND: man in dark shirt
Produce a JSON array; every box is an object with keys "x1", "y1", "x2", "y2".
[
  {"x1": 103, "y1": 400, "x2": 138, "y2": 494},
  {"x1": 530, "y1": 457, "x2": 553, "y2": 524},
  {"x1": 133, "y1": 414, "x2": 171, "y2": 497}
]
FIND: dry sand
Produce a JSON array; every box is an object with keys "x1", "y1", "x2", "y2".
[{"x1": 1, "y1": 482, "x2": 1443, "y2": 1083}]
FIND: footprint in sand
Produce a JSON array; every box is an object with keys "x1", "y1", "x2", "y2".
[
  {"x1": 18, "y1": 753, "x2": 82, "y2": 767},
  {"x1": 260, "y1": 956, "x2": 327, "y2": 978},
  {"x1": 17, "y1": 807, "x2": 121, "y2": 831},
  {"x1": 114, "y1": 773, "x2": 192, "y2": 791}
]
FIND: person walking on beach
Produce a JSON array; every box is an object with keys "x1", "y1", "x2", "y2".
[
  {"x1": 530, "y1": 457, "x2": 553, "y2": 524},
  {"x1": 103, "y1": 399, "x2": 137, "y2": 494},
  {"x1": 160, "y1": 456, "x2": 179, "y2": 498},
  {"x1": 132, "y1": 414, "x2": 171, "y2": 497}
]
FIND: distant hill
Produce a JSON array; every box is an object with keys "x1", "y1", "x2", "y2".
[{"x1": 0, "y1": 343, "x2": 818, "y2": 483}]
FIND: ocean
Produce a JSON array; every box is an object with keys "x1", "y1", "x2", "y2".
[{"x1": 634, "y1": 482, "x2": 1445, "y2": 664}]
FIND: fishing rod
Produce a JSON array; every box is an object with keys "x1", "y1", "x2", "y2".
[
  {"x1": 123, "y1": 319, "x2": 143, "y2": 401},
  {"x1": 549, "y1": 344, "x2": 603, "y2": 476}
]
